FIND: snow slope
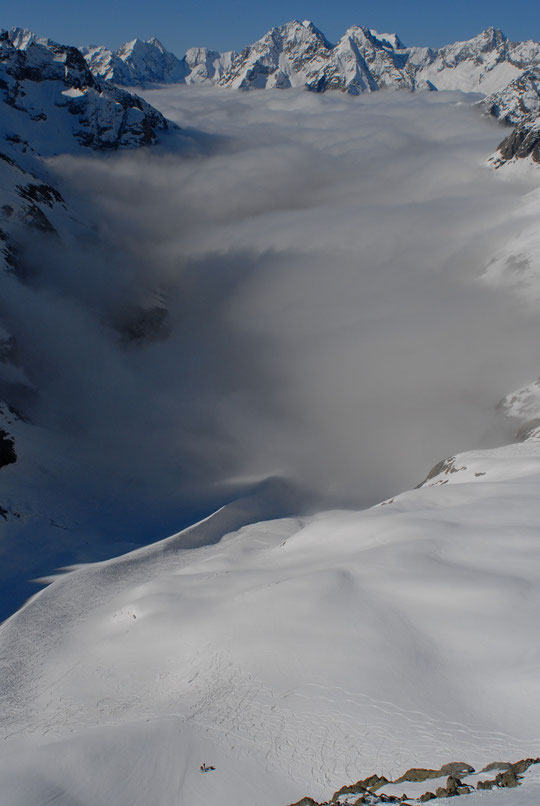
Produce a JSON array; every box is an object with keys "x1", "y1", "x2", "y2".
[{"x1": 1, "y1": 437, "x2": 540, "y2": 805}]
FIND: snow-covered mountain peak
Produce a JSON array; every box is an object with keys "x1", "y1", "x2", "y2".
[
  {"x1": 437, "y1": 26, "x2": 508, "y2": 63},
  {"x1": 367, "y1": 29, "x2": 407, "y2": 50},
  {"x1": 5, "y1": 26, "x2": 48, "y2": 49},
  {"x1": 117, "y1": 36, "x2": 167, "y2": 59},
  {"x1": 473, "y1": 26, "x2": 507, "y2": 49},
  {"x1": 216, "y1": 19, "x2": 333, "y2": 90},
  {"x1": 264, "y1": 19, "x2": 332, "y2": 48},
  {"x1": 82, "y1": 35, "x2": 187, "y2": 85},
  {"x1": 79, "y1": 21, "x2": 540, "y2": 103}
]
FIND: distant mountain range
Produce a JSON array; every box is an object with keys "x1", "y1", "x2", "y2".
[{"x1": 73, "y1": 21, "x2": 540, "y2": 97}]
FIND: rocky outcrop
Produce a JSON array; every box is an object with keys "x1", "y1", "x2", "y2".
[
  {"x1": 494, "y1": 117, "x2": 540, "y2": 164},
  {"x1": 285, "y1": 758, "x2": 540, "y2": 806},
  {"x1": 416, "y1": 457, "x2": 467, "y2": 488},
  {"x1": 0, "y1": 428, "x2": 16, "y2": 469},
  {"x1": 395, "y1": 763, "x2": 474, "y2": 783}
]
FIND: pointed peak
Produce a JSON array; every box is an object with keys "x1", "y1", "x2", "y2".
[
  {"x1": 482, "y1": 25, "x2": 506, "y2": 37},
  {"x1": 146, "y1": 36, "x2": 166, "y2": 50},
  {"x1": 369, "y1": 29, "x2": 406, "y2": 49},
  {"x1": 479, "y1": 26, "x2": 507, "y2": 45}
]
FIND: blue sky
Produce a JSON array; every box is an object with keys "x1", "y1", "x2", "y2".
[{"x1": 4, "y1": 0, "x2": 540, "y2": 55}]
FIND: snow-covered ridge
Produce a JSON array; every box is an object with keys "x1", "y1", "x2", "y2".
[
  {"x1": 481, "y1": 69, "x2": 540, "y2": 125},
  {"x1": 0, "y1": 29, "x2": 172, "y2": 154},
  {"x1": 81, "y1": 33, "x2": 236, "y2": 87},
  {"x1": 78, "y1": 21, "x2": 540, "y2": 95}
]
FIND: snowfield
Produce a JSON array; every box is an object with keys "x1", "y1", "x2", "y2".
[{"x1": 1, "y1": 439, "x2": 540, "y2": 805}]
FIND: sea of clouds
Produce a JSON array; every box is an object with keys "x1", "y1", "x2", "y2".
[{"x1": 6, "y1": 86, "x2": 540, "y2": 546}]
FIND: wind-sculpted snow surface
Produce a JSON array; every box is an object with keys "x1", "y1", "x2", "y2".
[{"x1": 1, "y1": 440, "x2": 540, "y2": 805}]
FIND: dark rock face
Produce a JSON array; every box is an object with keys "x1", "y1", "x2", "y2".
[
  {"x1": 333, "y1": 774, "x2": 389, "y2": 800},
  {"x1": 0, "y1": 428, "x2": 16, "y2": 468},
  {"x1": 16, "y1": 183, "x2": 64, "y2": 207},
  {"x1": 497, "y1": 121, "x2": 540, "y2": 163}
]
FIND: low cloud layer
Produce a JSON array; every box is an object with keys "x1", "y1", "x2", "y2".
[{"x1": 7, "y1": 86, "x2": 540, "y2": 537}]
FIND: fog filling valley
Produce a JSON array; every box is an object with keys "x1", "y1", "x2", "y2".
[{"x1": 7, "y1": 87, "x2": 540, "y2": 547}]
